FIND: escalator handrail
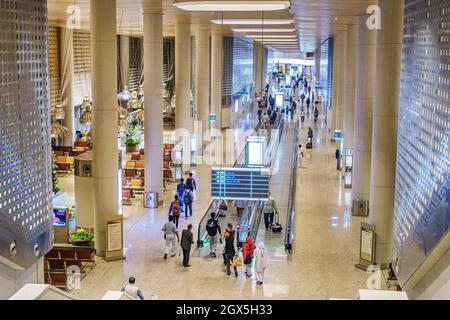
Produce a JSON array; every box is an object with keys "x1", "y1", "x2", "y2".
[{"x1": 285, "y1": 119, "x2": 300, "y2": 251}]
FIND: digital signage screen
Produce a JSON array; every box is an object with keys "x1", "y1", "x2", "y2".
[{"x1": 53, "y1": 208, "x2": 67, "y2": 227}]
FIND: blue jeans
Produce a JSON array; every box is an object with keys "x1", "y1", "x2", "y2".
[{"x1": 184, "y1": 203, "x2": 192, "y2": 217}]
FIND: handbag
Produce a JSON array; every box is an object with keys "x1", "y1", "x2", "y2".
[{"x1": 232, "y1": 256, "x2": 242, "y2": 267}]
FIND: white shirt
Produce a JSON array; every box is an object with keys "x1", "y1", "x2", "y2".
[{"x1": 123, "y1": 284, "x2": 144, "y2": 300}]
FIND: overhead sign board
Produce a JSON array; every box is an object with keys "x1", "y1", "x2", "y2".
[{"x1": 211, "y1": 167, "x2": 270, "y2": 201}]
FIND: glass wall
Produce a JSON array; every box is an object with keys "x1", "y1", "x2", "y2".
[{"x1": 319, "y1": 37, "x2": 334, "y2": 109}]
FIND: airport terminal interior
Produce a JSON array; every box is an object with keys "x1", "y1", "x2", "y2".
[{"x1": 0, "y1": 0, "x2": 449, "y2": 301}]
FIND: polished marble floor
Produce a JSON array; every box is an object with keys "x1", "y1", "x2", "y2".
[{"x1": 58, "y1": 101, "x2": 371, "y2": 300}]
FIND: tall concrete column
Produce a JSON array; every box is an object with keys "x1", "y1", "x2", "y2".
[
  {"x1": 331, "y1": 34, "x2": 341, "y2": 135},
  {"x1": 120, "y1": 35, "x2": 130, "y2": 88},
  {"x1": 254, "y1": 43, "x2": 265, "y2": 96},
  {"x1": 353, "y1": 15, "x2": 377, "y2": 201},
  {"x1": 343, "y1": 24, "x2": 358, "y2": 152},
  {"x1": 175, "y1": 22, "x2": 192, "y2": 131},
  {"x1": 60, "y1": 27, "x2": 75, "y2": 146},
  {"x1": 369, "y1": 0, "x2": 404, "y2": 267},
  {"x1": 196, "y1": 26, "x2": 211, "y2": 135},
  {"x1": 91, "y1": 0, "x2": 120, "y2": 258},
  {"x1": 143, "y1": 9, "x2": 164, "y2": 200},
  {"x1": 337, "y1": 30, "x2": 347, "y2": 131},
  {"x1": 211, "y1": 30, "x2": 223, "y2": 131}
]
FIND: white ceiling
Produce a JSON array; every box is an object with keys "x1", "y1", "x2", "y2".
[{"x1": 48, "y1": 0, "x2": 376, "y2": 52}]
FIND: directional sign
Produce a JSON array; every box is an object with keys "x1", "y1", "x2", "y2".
[{"x1": 211, "y1": 167, "x2": 270, "y2": 201}]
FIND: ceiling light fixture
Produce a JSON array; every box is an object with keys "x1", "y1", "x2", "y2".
[
  {"x1": 211, "y1": 19, "x2": 294, "y2": 25},
  {"x1": 174, "y1": 0, "x2": 290, "y2": 11},
  {"x1": 233, "y1": 28, "x2": 296, "y2": 33},
  {"x1": 254, "y1": 39, "x2": 299, "y2": 42},
  {"x1": 246, "y1": 34, "x2": 297, "y2": 38}
]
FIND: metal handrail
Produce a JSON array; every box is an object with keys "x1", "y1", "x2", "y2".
[{"x1": 285, "y1": 119, "x2": 300, "y2": 251}]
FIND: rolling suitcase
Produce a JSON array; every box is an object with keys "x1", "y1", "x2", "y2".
[{"x1": 271, "y1": 212, "x2": 283, "y2": 233}]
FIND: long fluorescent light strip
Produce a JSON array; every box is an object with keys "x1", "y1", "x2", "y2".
[
  {"x1": 174, "y1": 1, "x2": 290, "y2": 11},
  {"x1": 249, "y1": 38, "x2": 298, "y2": 42},
  {"x1": 233, "y1": 28, "x2": 296, "y2": 32},
  {"x1": 246, "y1": 34, "x2": 297, "y2": 38},
  {"x1": 211, "y1": 19, "x2": 294, "y2": 25}
]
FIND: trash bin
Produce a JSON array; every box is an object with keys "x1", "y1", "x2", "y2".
[
  {"x1": 352, "y1": 199, "x2": 369, "y2": 217},
  {"x1": 144, "y1": 192, "x2": 158, "y2": 208}
]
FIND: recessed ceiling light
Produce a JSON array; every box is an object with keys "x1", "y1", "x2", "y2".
[
  {"x1": 174, "y1": 1, "x2": 291, "y2": 11},
  {"x1": 233, "y1": 28, "x2": 296, "y2": 33},
  {"x1": 211, "y1": 19, "x2": 294, "y2": 25}
]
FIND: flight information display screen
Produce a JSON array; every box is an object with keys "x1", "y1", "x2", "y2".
[{"x1": 211, "y1": 168, "x2": 270, "y2": 200}]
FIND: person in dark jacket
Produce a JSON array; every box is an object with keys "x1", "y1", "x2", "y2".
[
  {"x1": 180, "y1": 224, "x2": 194, "y2": 267},
  {"x1": 335, "y1": 148, "x2": 342, "y2": 171},
  {"x1": 224, "y1": 229, "x2": 238, "y2": 277}
]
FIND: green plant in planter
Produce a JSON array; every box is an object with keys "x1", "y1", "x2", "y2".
[
  {"x1": 52, "y1": 152, "x2": 62, "y2": 194},
  {"x1": 69, "y1": 228, "x2": 94, "y2": 242},
  {"x1": 125, "y1": 118, "x2": 142, "y2": 147}
]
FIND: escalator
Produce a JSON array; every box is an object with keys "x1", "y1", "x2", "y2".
[{"x1": 196, "y1": 117, "x2": 284, "y2": 254}]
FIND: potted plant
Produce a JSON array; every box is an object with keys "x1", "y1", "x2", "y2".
[
  {"x1": 125, "y1": 119, "x2": 142, "y2": 153},
  {"x1": 69, "y1": 228, "x2": 94, "y2": 246}
]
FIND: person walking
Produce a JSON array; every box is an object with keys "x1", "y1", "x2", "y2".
[
  {"x1": 298, "y1": 144, "x2": 305, "y2": 168},
  {"x1": 263, "y1": 193, "x2": 277, "y2": 230},
  {"x1": 180, "y1": 224, "x2": 194, "y2": 268},
  {"x1": 122, "y1": 277, "x2": 144, "y2": 300},
  {"x1": 168, "y1": 195, "x2": 181, "y2": 228},
  {"x1": 176, "y1": 178, "x2": 186, "y2": 213},
  {"x1": 314, "y1": 106, "x2": 319, "y2": 123},
  {"x1": 162, "y1": 216, "x2": 179, "y2": 259},
  {"x1": 224, "y1": 229, "x2": 238, "y2": 277},
  {"x1": 243, "y1": 236, "x2": 256, "y2": 278},
  {"x1": 306, "y1": 96, "x2": 311, "y2": 111},
  {"x1": 206, "y1": 212, "x2": 222, "y2": 258},
  {"x1": 300, "y1": 109, "x2": 305, "y2": 123},
  {"x1": 255, "y1": 242, "x2": 268, "y2": 285},
  {"x1": 182, "y1": 188, "x2": 194, "y2": 218},
  {"x1": 300, "y1": 92, "x2": 306, "y2": 105},
  {"x1": 262, "y1": 113, "x2": 270, "y2": 130},
  {"x1": 186, "y1": 172, "x2": 197, "y2": 191},
  {"x1": 236, "y1": 200, "x2": 245, "y2": 217},
  {"x1": 335, "y1": 148, "x2": 342, "y2": 171}
]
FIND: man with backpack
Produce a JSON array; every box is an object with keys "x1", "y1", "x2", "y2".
[
  {"x1": 168, "y1": 195, "x2": 181, "y2": 228},
  {"x1": 176, "y1": 178, "x2": 186, "y2": 213},
  {"x1": 206, "y1": 212, "x2": 222, "y2": 258},
  {"x1": 185, "y1": 172, "x2": 197, "y2": 191},
  {"x1": 183, "y1": 188, "x2": 194, "y2": 218}
]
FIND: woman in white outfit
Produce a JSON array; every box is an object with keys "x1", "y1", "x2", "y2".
[{"x1": 254, "y1": 242, "x2": 268, "y2": 285}]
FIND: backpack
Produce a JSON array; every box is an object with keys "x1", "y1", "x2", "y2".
[
  {"x1": 186, "y1": 178, "x2": 193, "y2": 190},
  {"x1": 171, "y1": 201, "x2": 180, "y2": 216},
  {"x1": 206, "y1": 219, "x2": 219, "y2": 236},
  {"x1": 183, "y1": 191, "x2": 192, "y2": 205}
]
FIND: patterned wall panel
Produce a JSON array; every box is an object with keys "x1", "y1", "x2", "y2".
[
  {"x1": 73, "y1": 30, "x2": 91, "y2": 106},
  {"x1": 394, "y1": 0, "x2": 450, "y2": 285},
  {"x1": 48, "y1": 26, "x2": 61, "y2": 109},
  {"x1": 222, "y1": 37, "x2": 254, "y2": 104},
  {"x1": 128, "y1": 36, "x2": 142, "y2": 93},
  {"x1": 320, "y1": 37, "x2": 334, "y2": 108},
  {"x1": 0, "y1": 0, "x2": 53, "y2": 269}
]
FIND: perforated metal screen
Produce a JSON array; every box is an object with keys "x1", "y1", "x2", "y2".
[
  {"x1": 394, "y1": 0, "x2": 450, "y2": 285},
  {"x1": 0, "y1": 0, "x2": 53, "y2": 268}
]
